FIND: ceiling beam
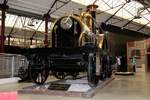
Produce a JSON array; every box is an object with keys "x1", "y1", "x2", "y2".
[
  {"x1": 134, "y1": 0, "x2": 150, "y2": 7},
  {"x1": 104, "y1": 3, "x2": 126, "y2": 23},
  {"x1": 46, "y1": 0, "x2": 71, "y2": 15},
  {"x1": 137, "y1": 22, "x2": 150, "y2": 31},
  {"x1": 93, "y1": 0, "x2": 98, "y2": 4},
  {"x1": 122, "y1": 7, "x2": 145, "y2": 28},
  {"x1": 47, "y1": 0, "x2": 58, "y2": 14},
  {"x1": 8, "y1": 8, "x2": 43, "y2": 19},
  {"x1": 8, "y1": 16, "x2": 20, "y2": 36},
  {"x1": 7, "y1": 8, "x2": 56, "y2": 22},
  {"x1": 101, "y1": 0, "x2": 112, "y2": 8},
  {"x1": 137, "y1": 8, "x2": 150, "y2": 31},
  {"x1": 122, "y1": 17, "x2": 135, "y2": 28},
  {"x1": 97, "y1": 3, "x2": 124, "y2": 15}
]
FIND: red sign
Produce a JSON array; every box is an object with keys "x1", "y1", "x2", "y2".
[{"x1": 0, "y1": 92, "x2": 17, "y2": 100}]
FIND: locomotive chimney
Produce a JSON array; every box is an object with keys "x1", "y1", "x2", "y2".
[{"x1": 87, "y1": 4, "x2": 98, "y2": 34}]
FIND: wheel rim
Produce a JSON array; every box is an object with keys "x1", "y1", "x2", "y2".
[
  {"x1": 31, "y1": 68, "x2": 49, "y2": 84},
  {"x1": 87, "y1": 53, "x2": 99, "y2": 86},
  {"x1": 30, "y1": 54, "x2": 49, "y2": 85}
]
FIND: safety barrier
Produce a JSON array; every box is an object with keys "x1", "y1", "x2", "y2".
[{"x1": 0, "y1": 53, "x2": 28, "y2": 78}]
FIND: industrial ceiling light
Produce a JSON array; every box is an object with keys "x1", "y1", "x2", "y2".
[
  {"x1": 134, "y1": 7, "x2": 146, "y2": 19},
  {"x1": 134, "y1": 15, "x2": 142, "y2": 19},
  {"x1": 126, "y1": 0, "x2": 131, "y2": 3},
  {"x1": 28, "y1": 17, "x2": 35, "y2": 26},
  {"x1": 134, "y1": 10, "x2": 142, "y2": 19}
]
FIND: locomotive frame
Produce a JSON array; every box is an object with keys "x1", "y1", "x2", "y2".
[{"x1": 21, "y1": 5, "x2": 113, "y2": 87}]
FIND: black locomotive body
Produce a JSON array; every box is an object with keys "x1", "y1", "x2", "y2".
[{"x1": 24, "y1": 11, "x2": 113, "y2": 86}]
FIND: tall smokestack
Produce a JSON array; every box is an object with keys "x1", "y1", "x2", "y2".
[{"x1": 87, "y1": 4, "x2": 98, "y2": 34}]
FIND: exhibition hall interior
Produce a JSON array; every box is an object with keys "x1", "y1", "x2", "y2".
[{"x1": 0, "y1": 0, "x2": 150, "y2": 100}]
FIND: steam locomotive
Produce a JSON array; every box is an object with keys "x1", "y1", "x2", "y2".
[{"x1": 23, "y1": 5, "x2": 113, "y2": 86}]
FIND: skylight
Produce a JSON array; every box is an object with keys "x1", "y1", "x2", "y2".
[
  {"x1": 71, "y1": 0, "x2": 150, "y2": 27},
  {"x1": 5, "y1": 13, "x2": 53, "y2": 32}
]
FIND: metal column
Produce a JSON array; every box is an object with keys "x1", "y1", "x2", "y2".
[
  {"x1": 0, "y1": 3, "x2": 8, "y2": 53},
  {"x1": 43, "y1": 14, "x2": 50, "y2": 46}
]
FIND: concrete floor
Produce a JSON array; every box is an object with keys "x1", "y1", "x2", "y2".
[{"x1": 0, "y1": 72, "x2": 150, "y2": 100}]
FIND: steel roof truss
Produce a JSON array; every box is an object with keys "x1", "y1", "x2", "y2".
[
  {"x1": 46, "y1": 0, "x2": 70, "y2": 16},
  {"x1": 104, "y1": 3, "x2": 127, "y2": 23}
]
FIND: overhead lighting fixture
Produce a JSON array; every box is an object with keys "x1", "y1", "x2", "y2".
[
  {"x1": 125, "y1": 0, "x2": 131, "y2": 3},
  {"x1": 134, "y1": 15, "x2": 142, "y2": 19},
  {"x1": 28, "y1": 17, "x2": 35, "y2": 26},
  {"x1": 134, "y1": 7, "x2": 144, "y2": 19}
]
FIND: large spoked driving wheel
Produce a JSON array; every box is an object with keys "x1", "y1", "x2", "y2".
[
  {"x1": 100, "y1": 51, "x2": 112, "y2": 80},
  {"x1": 30, "y1": 54, "x2": 49, "y2": 85},
  {"x1": 31, "y1": 68, "x2": 49, "y2": 84},
  {"x1": 87, "y1": 53, "x2": 99, "y2": 87}
]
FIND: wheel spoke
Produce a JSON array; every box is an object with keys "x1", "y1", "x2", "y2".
[{"x1": 30, "y1": 54, "x2": 49, "y2": 85}]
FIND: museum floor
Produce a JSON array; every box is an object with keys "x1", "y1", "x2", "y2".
[{"x1": 0, "y1": 72, "x2": 150, "y2": 100}]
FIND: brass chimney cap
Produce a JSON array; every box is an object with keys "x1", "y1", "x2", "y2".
[{"x1": 87, "y1": 4, "x2": 98, "y2": 11}]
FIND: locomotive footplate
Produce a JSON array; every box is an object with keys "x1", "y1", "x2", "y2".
[{"x1": 18, "y1": 76, "x2": 114, "y2": 98}]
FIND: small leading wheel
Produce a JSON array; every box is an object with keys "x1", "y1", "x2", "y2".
[
  {"x1": 87, "y1": 53, "x2": 99, "y2": 87},
  {"x1": 29, "y1": 54, "x2": 49, "y2": 85}
]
